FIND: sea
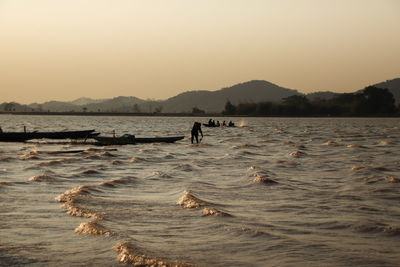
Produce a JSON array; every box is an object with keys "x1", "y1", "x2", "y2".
[{"x1": 0, "y1": 115, "x2": 400, "y2": 266}]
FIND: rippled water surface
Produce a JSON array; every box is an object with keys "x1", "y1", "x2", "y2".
[{"x1": 1, "y1": 115, "x2": 400, "y2": 266}]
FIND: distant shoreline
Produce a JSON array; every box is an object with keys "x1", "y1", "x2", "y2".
[
  {"x1": 0, "y1": 111, "x2": 398, "y2": 118},
  {"x1": 0, "y1": 111, "x2": 220, "y2": 117}
]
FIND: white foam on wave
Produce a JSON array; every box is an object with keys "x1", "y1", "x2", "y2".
[{"x1": 114, "y1": 241, "x2": 193, "y2": 267}]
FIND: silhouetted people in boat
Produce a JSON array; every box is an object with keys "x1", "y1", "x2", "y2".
[
  {"x1": 216, "y1": 121, "x2": 220, "y2": 127},
  {"x1": 222, "y1": 121, "x2": 226, "y2": 126},
  {"x1": 208, "y1": 119, "x2": 214, "y2": 126},
  {"x1": 228, "y1": 121, "x2": 235, "y2": 127},
  {"x1": 191, "y1": 122, "x2": 203, "y2": 144}
]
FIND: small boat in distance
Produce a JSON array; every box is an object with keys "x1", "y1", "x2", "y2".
[
  {"x1": 94, "y1": 134, "x2": 184, "y2": 145},
  {"x1": 0, "y1": 129, "x2": 99, "y2": 142}
]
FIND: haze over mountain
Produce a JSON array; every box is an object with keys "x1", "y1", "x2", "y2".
[{"x1": 1, "y1": 78, "x2": 399, "y2": 113}]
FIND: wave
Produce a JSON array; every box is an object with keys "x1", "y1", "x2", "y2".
[
  {"x1": 258, "y1": 139, "x2": 274, "y2": 143},
  {"x1": 235, "y1": 225, "x2": 275, "y2": 239},
  {"x1": 351, "y1": 165, "x2": 388, "y2": 172},
  {"x1": 289, "y1": 150, "x2": 306, "y2": 157},
  {"x1": 389, "y1": 177, "x2": 400, "y2": 183},
  {"x1": 353, "y1": 222, "x2": 400, "y2": 236},
  {"x1": 19, "y1": 151, "x2": 40, "y2": 160},
  {"x1": 379, "y1": 140, "x2": 390, "y2": 145},
  {"x1": 276, "y1": 160, "x2": 299, "y2": 167},
  {"x1": 248, "y1": 165, "x2": 274, "y2": 178},
  {"x1": 55, "y1": 185, "x2": 95, "y2": 203},
  {"x1": 346, "y1": 144, "x2": 366, "y2": 148},
  {"x1": 232, "y1": 144, "x2": 258, "y2": 149},
  {"x1": 252, "y1": 176, "x2": 278, "y2": 184},
  {"x1": 219, "y1": 138, "x2": 234, "y2": 143},
  {"x1": 56, "y1": 185, "x2": 102, "y2": 219},
  {"x1": 28, "y1": 174, "x2": 57, "y2": 182},
  {"x1": 173, "y1": 163, "x2": 194, "y2": 172},
  {"x1": 82, "y1": 169, "x2": 100, "y2": 175},
  {"x1": 0, "y1": 181, "x2": 13, "y2": 186},
  {"x1": 188, "y1": 143, "x2": 212, "y2": 147},
  {"x1": 0, "y1": 157, "x2": 14, "y2": 162},
  {"x1": 84, "y1": 154, "x2": 102, "y2": 159},
  {"x1": 75, "y1": 220, "x2": 112, "y2": 236},
  {"x1": 36, "y1": 158, "x2": 72, "y2": 166},
  {"x1": 323, "y1": 140, "x2": 342, "y2": 146},
  {"x1": 99, "y1": 177, "x2": 136, "y2": 187},
  {"x1": 163, "y1": 154, "x2": 175, "y2": 159},
  {"x1": 177, "y1": 191, "x2": 207, "y2": 209},
  {"x1": 355, "y1": 175, "x2": 385, "y2": 184},
  {"x1": 100, "y1": 151, "x2": 115, "y2": 157},
  {"x1": 151, "y1": 171, "x2": 172, "y2": 178},
  {"x1": 114, "y1": 241, "x2": 193, "y2": 267},
  {"x1": 130, "y1": 157, "x2": 148, "y2": 163},
  {"x1": 202, "y1": 207, "x2": 231, "y2": 217},
  {"x1": 383, "y1": 225, "x2": 400, "y2": 236},
  {"x1": 111, "y1": 159, "x2": 124, "y2": 165}
]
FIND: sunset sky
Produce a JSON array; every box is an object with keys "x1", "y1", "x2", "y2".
[{"x1": 0, "y1": 0, "x2": 399, "y2": 104}]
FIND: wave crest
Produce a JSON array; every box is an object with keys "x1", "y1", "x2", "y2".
[
  {"x1": 177, "y1": 191, "x2": 206, "y2": 209},
  {"x1": 252, "y1": 176, "x2": 278, "y2": 184},
  {"x1": 55, "y1": 185, "x2": 94, "y2": 203},
  {"x1": 28, "y1": 174, "x2": 57, "y2": 182},
  {"x1": 114, "y1": 242, "x2": 192, "y2": 267},
  {"x1": 75, "y1": 221, "x2": 112, "y2": 236},
  {"x1": 202, "y1": 207, "x2": 230, "y2": 217}
]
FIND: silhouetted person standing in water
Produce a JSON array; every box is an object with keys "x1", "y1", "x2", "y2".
[{"x1": 191, "y1": 122, "x2": 203, "y2": 144}]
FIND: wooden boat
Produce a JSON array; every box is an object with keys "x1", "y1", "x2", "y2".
[
  {"x1": 32, "y1": 130, "x2": 99, "y2": 140},
  {"x1": 135, "y1": 136, "x2": 184, "y2": 143},
  {"x1": 203, "y1": 123, "x2": 219, "y2": 127},
  {"x1": 0, "y1": 129, "x2": 99, "y2": 142},
  {"x1": 94, "y1": 135, "x2": 184, "y2": 145},
  {"x1": 94, "y1": 134, "x2": 136, "y2": 145},
  {"x1": 202, "y1": 123, "x2": 236, "y2": 128}
]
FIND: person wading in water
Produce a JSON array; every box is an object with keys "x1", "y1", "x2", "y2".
[{"x1": 191, "y1": 122, "x2": 203, "y2": 144}]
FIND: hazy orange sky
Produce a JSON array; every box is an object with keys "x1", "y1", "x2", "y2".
[{"x1": 0, "y1": 0, "x2": 399, "y2": 104}]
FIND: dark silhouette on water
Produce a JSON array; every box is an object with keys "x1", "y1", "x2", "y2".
[{"x1": 191, "y1": 122, "x2": 203, "y2": 144}]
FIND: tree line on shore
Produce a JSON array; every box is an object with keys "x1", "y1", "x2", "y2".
[{"x1": 222, "y1": 86, "x2": 399, "y2": 117}]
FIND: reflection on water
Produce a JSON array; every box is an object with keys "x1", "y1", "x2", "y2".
[{"x1": 1, "y1": 115, "x2": 400, "y2": 266}]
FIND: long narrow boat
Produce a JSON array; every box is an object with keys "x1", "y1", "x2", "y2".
[
  {"x1": 32, "y1": 130, "x2": 99, "y2": 140},
  {"x1": 94, "y1": 134, "x2": 136, "y2": 145},
  {"x1": 94, "y1": 135, "x2": 184, "y2": 145},
  {"x1": 202, "y1": 123, "x2": 236, "y2": 128},
  {"x1": 135, "y1": 136, "x2": 184, "y2": 143},
  {"x1": 0, "y1": 130, "x2": 99, "y2": 142}
]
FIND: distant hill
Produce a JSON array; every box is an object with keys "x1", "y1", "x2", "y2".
[
  {"x1": 83, "y1": 96, "x2": 145, "y2": 112},
  {"x1": 162, "y1": 80, "x2": 300, "y2": 112},
  {"x1": 1, "y1": 78, "x2": 399, "y2": 113},
  {"x1": 69, "y1": 97, "x2": 106, "y2": 106},
  {"x1": 306, "y1": 91, "x2": 340, "y2": 101},
  {"x1": 28, "y1": 96, "x2": 145, "y2": 112},
  {"x1": 373, "y1": 78, "x2": 400, "y2": 104},
  {"x1": 305, "y1": 78, "x2": 400, "y2": 104}
]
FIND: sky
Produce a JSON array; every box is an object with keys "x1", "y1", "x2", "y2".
[{"x1": 0, "y1": 0, "x2": 399, "y2": 104}]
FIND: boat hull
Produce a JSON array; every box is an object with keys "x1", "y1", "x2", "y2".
[
  {"x1": 94, "y1": 135, "x2": 184, "y2": 145},
  {"x1": 0, "y1": 130, "x2": 99, "y2": 142}
]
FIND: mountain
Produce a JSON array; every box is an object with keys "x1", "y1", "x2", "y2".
[
  {"x1": 305, "y1": 78, "x2": 400, "y2": 104},
  {"x1": 83, "y1": 96, "x2": 145, "y2": 112},
  {"x1": 306, "y1": 91, "x2": 340, "y2": 101},
  {"x1": 162, "y1": 80, "x2": 300, "y2": 112},
  {"x1": 2, "y1": 78, "x2": 399, "y2": 113},
  {"x1": 29, "y1": 101, "x2": 78, "y2": 112},
  {"x1": 373, "y1": 78, "x2": 400, "y2": 104},
  {"x1": 69, "y1": 97, "x2": 106, "y2": 106}
]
